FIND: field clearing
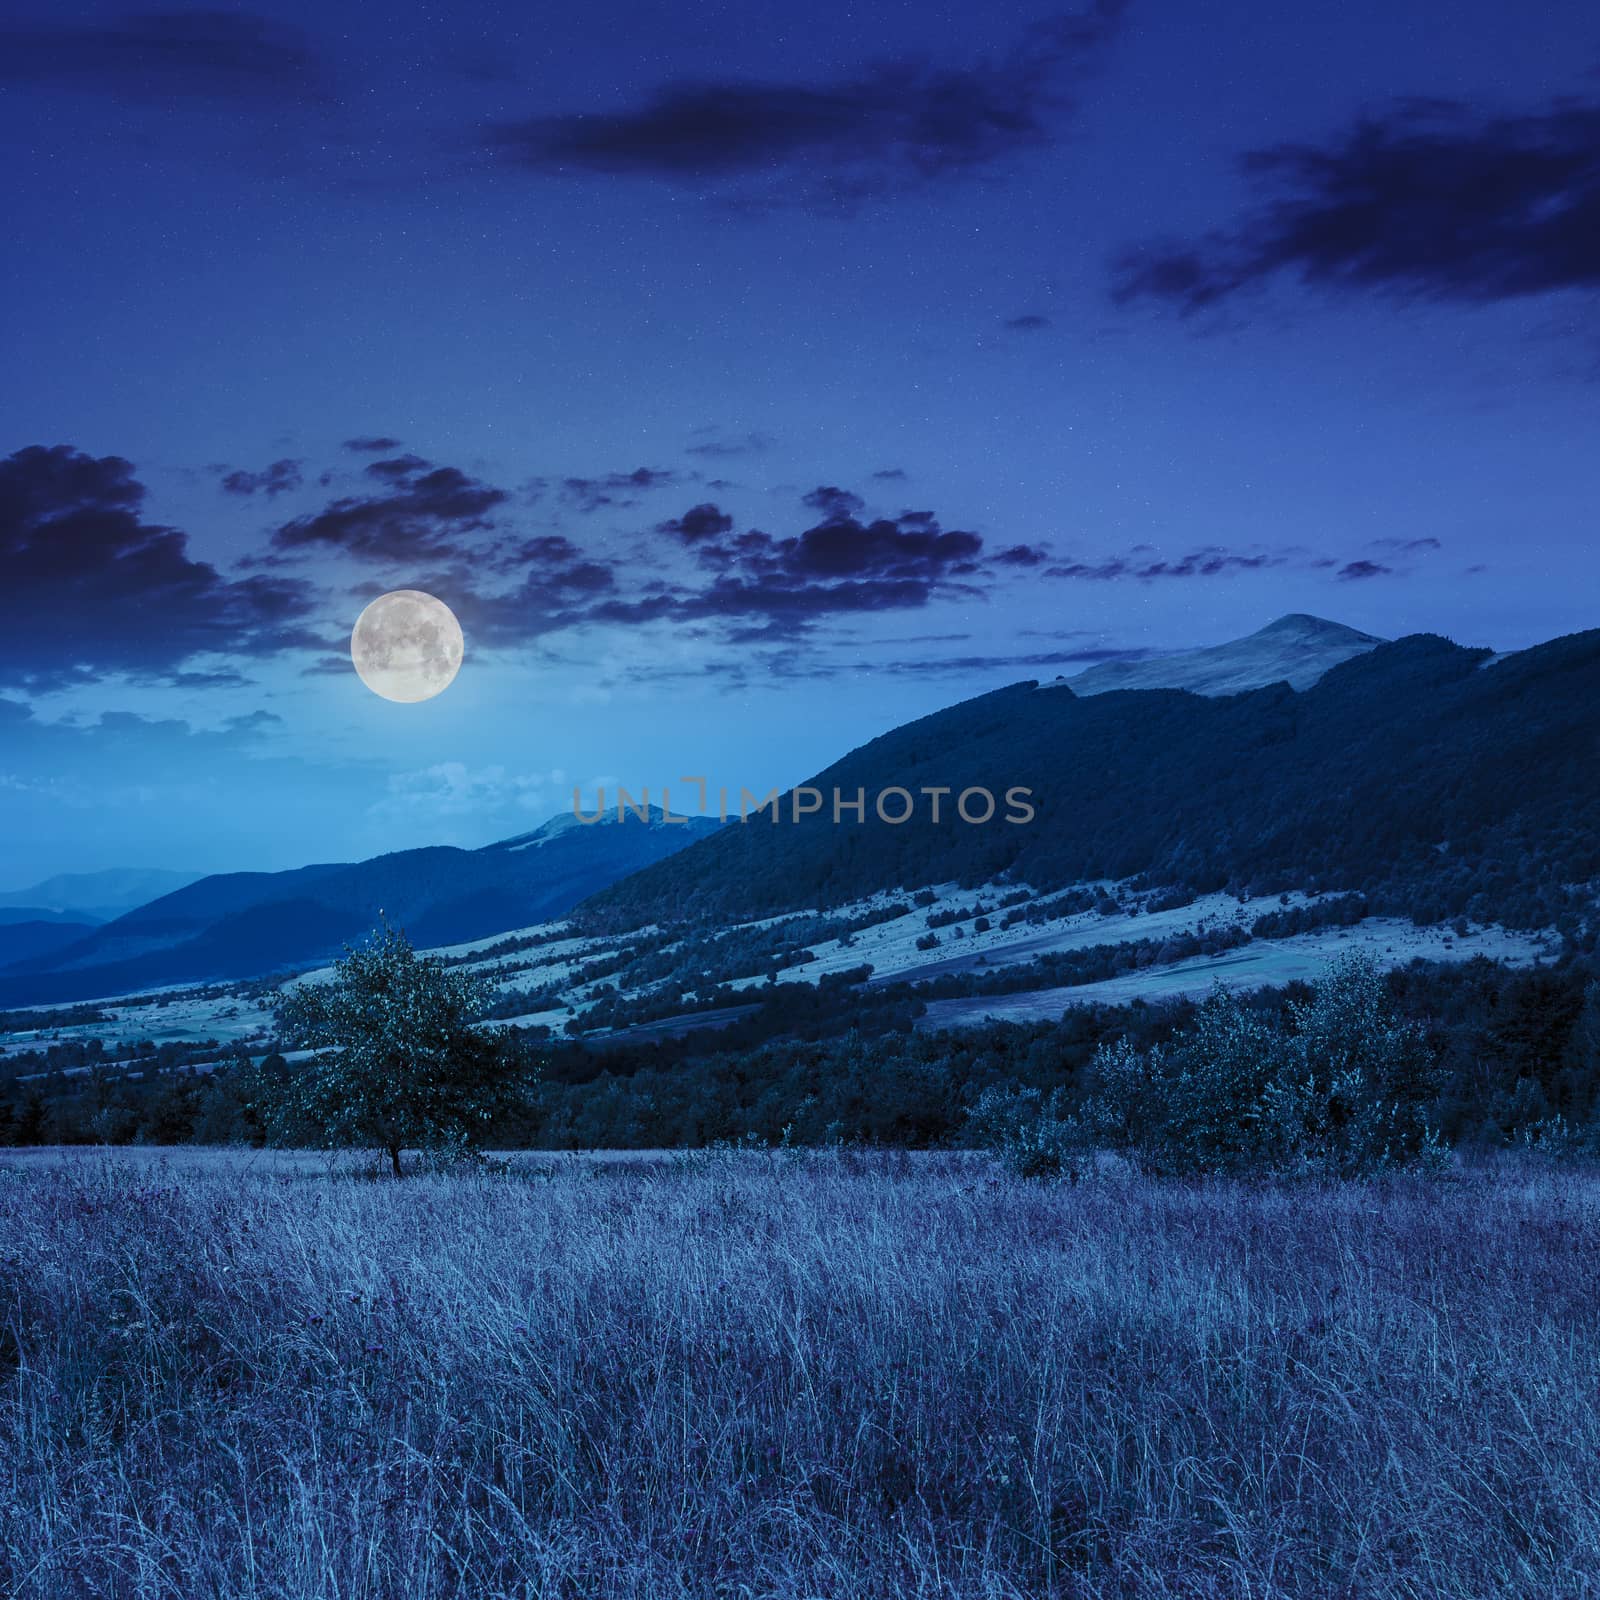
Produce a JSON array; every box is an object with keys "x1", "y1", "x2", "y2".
[
  {"x1": 918, "y1": 919, "x2": 1549, "y2": 1029},
  {"x1": 0, "y1": 878, "x2": 1556, "y2": 1065},
  {"x1": 0, "y1": 989, "x2": 273, "y2": 1065},
  {"x1": 3, "y1": 1150, "x2": 1599, "y2": 1598}
]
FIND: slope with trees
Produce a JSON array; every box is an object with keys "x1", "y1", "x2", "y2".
[{"x1": 587, "y1": 630, "x2": 1600, "y2": 937}]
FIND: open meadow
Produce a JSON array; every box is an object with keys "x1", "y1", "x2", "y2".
[{"x1": 2, "y1": 1148, "x2": 1599, "y2": 1598}]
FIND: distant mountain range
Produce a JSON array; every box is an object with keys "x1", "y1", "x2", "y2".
[
  {"x1": 0, "y1": 871, "x2": 209, "y2": 970},
  {"x1": 0, "y1": 919, "x2": 102, "y2": 968},
  {"x1": 1056, "y1": 614, "x2": 1385, "y2": 697},
  {"x1": 588, "y1": 621, "x2": 1599, "y2": 935},
  {"x1": 0, "y1": 809, "x2": 717, "y2": 1006},
  {"x1": 0, "y1": 867, "x2": 202, "y2": 924},
  {"x1": 8, "y1": 615, "x2": 1595, "y2": 1007}
]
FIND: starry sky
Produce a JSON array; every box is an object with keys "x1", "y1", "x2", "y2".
[{"x1": 2, "y1": 0, "x2": 1597, "y2": 885}]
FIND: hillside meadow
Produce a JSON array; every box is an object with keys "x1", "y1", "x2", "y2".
[{"x1": 2, "y1": 1148, "x2": 1598, "y2": 1599}]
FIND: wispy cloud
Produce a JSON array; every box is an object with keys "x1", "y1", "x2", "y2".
[
  {"x1": 0, "y1": 11, "x2": 328, "y2": 105},
  {"x1": 1115, "y1": 96, "x2": 1600, "y2": 313},
  {"x1": 485, "y1": 4, "x2": 1127, "y2": 212},
  {"x1": 218, "y1": 458, "x2": 303, "y2": 498},
  {"x1": 271, "y1": 456, "x2": 508, "y2": 564}
]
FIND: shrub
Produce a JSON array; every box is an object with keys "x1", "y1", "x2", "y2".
[
  {"x1": 1082, "y1": 953, "x2": 1443, "y2": 1177},
  {"x1": 964, "y1": 1083, "x2": 1087, "y2": 1179},
  {"x1": 1259, "y1": 950, "x2": 1442, "y2": 1176}
]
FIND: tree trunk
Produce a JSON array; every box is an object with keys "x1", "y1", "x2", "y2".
[{"x1": 389, "y1": 1143, "x2": 403, "y2": 1178}]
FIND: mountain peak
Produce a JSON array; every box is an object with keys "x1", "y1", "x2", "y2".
[
  {"x1": 1050, "y1": 614, "x2": 1388, "y2": 699},
  {"x1": 1257, "y1": 613, "x2": 1385, "y2": 643},
  {"x1": 491, "y1": 802, "x2": 718, "y2": 854}
]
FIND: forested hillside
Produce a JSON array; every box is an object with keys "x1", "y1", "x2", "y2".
[{"x1": 587, "y1": 630, "x2": 1600, "y2": 936}]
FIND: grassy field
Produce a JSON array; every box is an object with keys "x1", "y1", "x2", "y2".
[{"x1": 2, "y1": 1151, "x2": 1599, "y2": 1598}]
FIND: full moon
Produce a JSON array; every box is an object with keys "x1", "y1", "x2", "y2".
[{"x1": 350, "y1": 590, "x2": 464, "y2": 703}]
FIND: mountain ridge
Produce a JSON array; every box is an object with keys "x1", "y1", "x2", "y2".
[
  {"x1": 0, "y1": 867, "x2": 202, "y2": 922},
  {"x1": 583, "y1": 625, "x2": 1598, "y2": 935},
  {"x1": 0, "y1": 806, "x2": 718, "y2": 1005},
  {"x1": 7, "y1": 617, "x2": 1592, "y2": 1005},
  {"x1": 1054, "y1": 613, "x2": 1387, "y2": 698}
]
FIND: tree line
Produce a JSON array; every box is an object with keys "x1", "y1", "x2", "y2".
[{"x1": 3, "y1": 922, "x2": 1598, "y2": 1174}]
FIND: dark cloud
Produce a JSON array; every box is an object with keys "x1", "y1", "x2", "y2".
[
  {"x1": 342, "y1": 436, "x2": 402, "y2": 454},
  {"x1": 169, "y1": 667, "x2": 255, "y2": 689},
  {"x1": 598, "y1": 494, "x2": 998, "y2": 635},
  {"x1": 362, "y1": 454, "x2": 431, "y2": 482},
  {"x1": 761, "y1": 515, "x2": 983, "y2": 582},
  {"x1": 658, "y1": 503, "x2": 735, "y2": 542},
  {"x1": 870, "y1": 467, "x2": 909, "y2": 482},
  {"x1": 433, "y1": 484, "x2": 1027, "y2": 645},
  {"x1": 0, "y1": 11, "x2": 326, "y2": 104},
  {"x1": 0, "y1": 444, "x2": 316, "y2": 690},
  {"x1": 562, "y1": 467, "x2": 679, "y2": 513},
  {"x1": 496, "y1": 535, "x2": 615, "y2": 595},
  {"x1": 1338, "y1": 559, "x2": 1392, "y2": 581},
  {"x1": 994, "y1": 543, "x2": 1050, "y2": 566},
  {"x1": 875, "y1": 645, "x2": 1144, "y2": 675},
  {"x1": 486, "y1": 3, "x2": 1127, "y2": 210},
  {"x1": 272, "y1": 459, "x2": 508, "y2": 564},
  {"x1": 1373, "y1": 536, "x2": 1444, "y2": 554},
  {"x1": 685, "y1": 431, "x2": 772, "y2": 459},
  {"x1": 802, "y1": 485, "x2": 866, "y2": 520},
  {"x1": 406, "y1": 534, "x2": 623, "y2": 649},
  {"x1": 1003, "y1": 313, "x2": 1052, "y2": 331},
  {"x1": 588, "y1": 574, "x2": 944, "y2": 631},
  {"x1": 1115, "y1": 98, "x2": 1600, "y2": 312},
  {"x1": 1045, "y1": 546, "x2": 1284, "y2": 581},
  {"x1": 223, "y1": 709, "x2": 283, "y2": 733},
  {"x1": 651, "y1": 641, "x2": 1147, "y2": 685},
  {"x1": 219, "y1": 458, "x2": 302, "y2": 498},
  {"x1": 301, "y1": 653, "x2": 353, "y2": 678}
]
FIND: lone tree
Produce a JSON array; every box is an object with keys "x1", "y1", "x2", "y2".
[{"x1": 270, "y1": 920, "x2": 537, "y2": 1176}]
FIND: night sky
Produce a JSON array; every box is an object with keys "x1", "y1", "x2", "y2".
[{"x1": 2, "y1": 0, "x2": 1597, "y2": 884}]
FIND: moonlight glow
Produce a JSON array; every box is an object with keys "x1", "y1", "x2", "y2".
[{"x1": 350, "y1": 590, "x2": 464, "y2": 703}]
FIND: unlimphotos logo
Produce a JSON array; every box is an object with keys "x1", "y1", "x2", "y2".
[{"x1": 573, "y1": 778, "x2": 1036, "y2": 826}]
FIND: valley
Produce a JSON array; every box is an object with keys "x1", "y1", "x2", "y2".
[
  {"x1": 0, "y1": 874, "x2": 1553, "y2": 1075},
  {"x1": 1, "y1": 615, "x2": 1593, "y2": 1155}
]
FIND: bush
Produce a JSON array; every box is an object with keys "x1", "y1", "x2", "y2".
[
  {"x1": 1081, "y1": 953, "x2": 1443, "y2": 1177},
  {"x1": 964, "y1": 1083, "x2": 1088, "y2": 1179},
  {"x1": 1260, "y1": 951, "x2": 1442, "y2": 1176}
]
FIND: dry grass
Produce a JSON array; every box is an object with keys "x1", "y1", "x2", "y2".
[{"x1": 2, "y1": 1149, "x2": 1599, "y2": 1598}]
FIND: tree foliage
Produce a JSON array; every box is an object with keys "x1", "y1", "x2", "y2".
[
  {"x1": 269, "y1": 922, "x2": 538, "y2": 1175},
  {"x1": 1081, "y1": 952, "x2": 1441, "y2": 1176},
  {"x1": 8, "y1": 949, "x2": 1599, "y2": 1161}
]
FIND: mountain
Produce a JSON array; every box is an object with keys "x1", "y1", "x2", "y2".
[
  {"x1": 0, "y1": 907, "x2": 101, "y2": 928},
  {"x1": 585, "y1": 625, "x2": 1600, "y2": 935},
  {"x1": 0, "y1": 920, "x2": 101, "y2": 967},
  {"x1": 0, "y1": 808, "x2": 718, "y2": 1005},
  {"x1": 0, "y1": 867, "x2": 201, "y2": 922},
  {"x1": 1055, "y1": 614, "x2": 1385, "y2": 698}
]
